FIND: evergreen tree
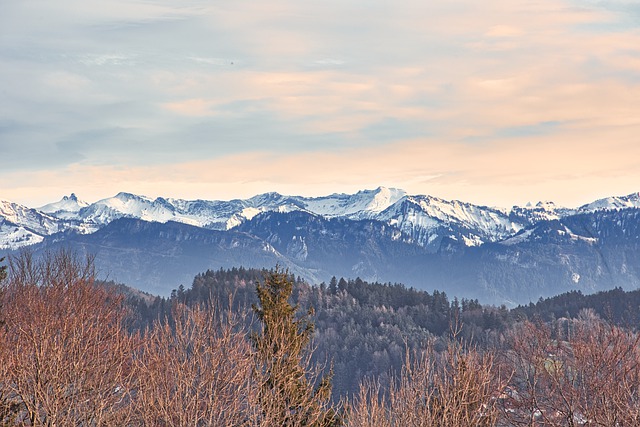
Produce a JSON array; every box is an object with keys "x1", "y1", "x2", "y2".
[
  {"x1": 0, "y1": 257, "x2": 5, "y2": 326},
  {"x1": 328, "y1": 276, "x2": 338, "y2": 295},
  {"x1": 0, "y1": 257, "x2": 6, "y2": 283},
  {"x1": 251, "y1": 267, "x2": 341, "y2": 426}
]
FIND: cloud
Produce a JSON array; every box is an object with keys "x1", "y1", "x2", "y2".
[
  {"x1": 1, "y1": 0, "x2": 639, "y2": 206},
  {"x1": 3, "y1": 128, "x2": 639, "y2": 209}
]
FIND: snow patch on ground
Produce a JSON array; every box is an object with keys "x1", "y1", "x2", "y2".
[{"x1": 501, "y1": 229, "x2": 535, "y2": 246}]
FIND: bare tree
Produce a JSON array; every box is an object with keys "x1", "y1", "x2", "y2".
[
  {"x1": 349, "y1": 337, "x2": 505, "y2": 427},
  {"x1": 133, "y1": 302, "x2": 257, "y2": 426},
  {"x1": 570, "y1": 317, "x2": 640, "y2": 425},
  {"x1": 503, "y1": 316, "x2": 640, "y2": 426},
  {"x1": 0, "y1": 250, "x2": 137, "y2": 426},
  {"x1": 500, "y1": 320, "x2": 553, "y2": 427},
  {"x1": 0, "y1": 256, "x2": 20, "y2": 425}
]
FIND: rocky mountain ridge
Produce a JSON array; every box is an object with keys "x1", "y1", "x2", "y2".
[
  {"x1": 3, "y1": 188, "x2": 638, "y2": 251},
  {"x1": 2, "y1": 188, "x2": 639, "y2": 305}
]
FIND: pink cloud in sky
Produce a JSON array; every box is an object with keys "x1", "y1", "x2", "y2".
[
  {"x1": 1, "y1": 0, "x2": 639, "y2": 207},
  {"x1": 4, "y1": 126, "x2": 639, "y2": 209}
]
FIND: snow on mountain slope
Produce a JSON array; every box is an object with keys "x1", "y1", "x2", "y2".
[
  {"x1": 506, "y1": 201, "x2": 577, "y2": 230},
  {"x1": 161, "y1": 198, "x2": 250, "y2": 229},
  {"x1": 376, "y1": 195, "x2": 522, "y2": 248},
  {"x1": 0, "y1": 200, "x2": 65, "y2": 249},
  {"x1": 42, "y1": 187, "x2": 406, "y2": 231},
  {"x1": 579, "y1": 192, "x2": 640, "y2": 212},
  {"x1": 38, "y1": 193, "x2": 89, "y2": 218},
  {"x1": 299, "y1": 187, "x2": 406, "y2": 219},
  {"x1": 77, "y1": 192, "x2": 199, "y2": 228},
  {"x1": 69, "y1": 191, "x2": 304, "y2": 231},
  {"x1": 3, "y1": 188, "x2": 638, "y2": 252},
  {"x1": 0, "y1": 200, "x2": 62, "y2": 236},
  {"x1": 0, "y1": 223, "x2": 44, "y2": 250}
]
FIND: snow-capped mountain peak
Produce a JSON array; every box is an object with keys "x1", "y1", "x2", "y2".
[
  {"x1": 0, "y1": 200, "x2": 62, "y2": 249},
  {"x1": 38, "y1": 193, "x2": 89, "y2": 214},
  {"x1": 535, "y1": 201, "x2": 558, "y2": 211},
  {"x1": 579, "y1": 192, "x2": 640, "y2": 212},
  {"x1": 0, "y1": 200, "x2": 59, "y2": 231},
  {"x1": 376, "y1": 194, "x2": 521, "y2": 248},
  {"x1": 83, "y1": 192, "x2": 188, "y2": 226},
  {"x1": 366, "y1": 186, "x2": 406, "y2": 213},
  {"x1": 297, "y1": 186, "x2": 406, "y2": 219}
]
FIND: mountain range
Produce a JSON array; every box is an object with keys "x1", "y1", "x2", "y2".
[{"x1": 2, "y1": 187, "x2": 640, "y2": 305}]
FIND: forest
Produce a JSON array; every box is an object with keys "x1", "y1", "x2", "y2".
[{"x1": 2, "y1": 251, "x2": 640, "y2": 426}]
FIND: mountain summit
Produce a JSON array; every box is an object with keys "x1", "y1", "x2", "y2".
[{"x1": 38, "y1": 193, "x2": 89, "y2": 216}]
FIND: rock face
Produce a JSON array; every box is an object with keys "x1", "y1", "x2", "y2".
[{"x1": 2, "y1": 188, "x2": 640, "y2": 305}]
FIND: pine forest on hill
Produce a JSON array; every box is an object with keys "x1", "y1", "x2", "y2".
[{"x1": 135, "y1": 266, "x2": 640, "y2": 399}]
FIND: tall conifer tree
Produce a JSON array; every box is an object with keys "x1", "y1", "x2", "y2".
[{"x1": 251, "y1": 267, "x2": 341, "y2": 426}]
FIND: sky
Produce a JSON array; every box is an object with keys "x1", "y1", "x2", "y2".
[{"x1": 1, "y1": 0, "x2": 639, "y2": 209}]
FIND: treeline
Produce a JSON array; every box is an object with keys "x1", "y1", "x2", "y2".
[
  {"x1": 3, "y1": 254, "x2": 640, "y2": 426},
  {"x1": 130, "y1": 266, "x2": 640, "y2": 400},
  {"x1": 136, "y1": 268, "x2": 512, "y2": 397},
  {"x1": 513, "y1": 286, "x2": 640, "y2": 326}
]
